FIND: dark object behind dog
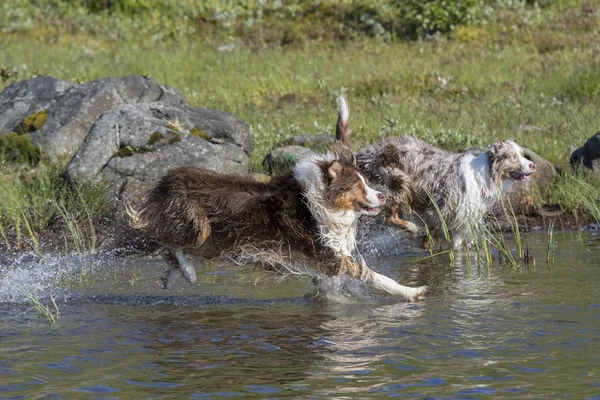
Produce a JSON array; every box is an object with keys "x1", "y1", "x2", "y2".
[
  {"x1": 128, "y1": 98, "x2": 427, "y2": 300},
  {"x1": 357, "y1": 135, "x2": 536, "y2": 247}
]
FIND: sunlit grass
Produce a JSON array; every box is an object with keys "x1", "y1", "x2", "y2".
[
  {"x1": 0, "y1": 160, "x2": 106, "y2": 251},
  {"x1": 551, "y1": 172, "x2": 600, "y2": 224}
]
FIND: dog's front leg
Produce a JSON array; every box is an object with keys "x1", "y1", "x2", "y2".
[
  {"x1": 340, "y1": 255, "x2": 428, "y2": 301},
  {"x1": 389, "y1": 204, "x2": 419, "y2": 234},
  {"x1": 366, "y1": 270, "x2": 428, "y2": 301}
]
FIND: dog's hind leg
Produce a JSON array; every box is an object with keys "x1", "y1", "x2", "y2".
[
  {"x1": 174, "y1": 249, "x2": 197, "y2": 284},
  {"x1": 162, "y1": 250, "x2": 182, "y2": 289},
  {"x1": 163, "y1": 208, "x2": 210, "y2": 287},
  {"x1": 162, "y1": 249, "x2": 197, "y2": 288}
]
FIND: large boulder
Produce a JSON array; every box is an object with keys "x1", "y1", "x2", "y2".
[
  {"x1": 508, "y1": 148, "x2": 557, "y2": 214},
  {"x1": 0, "y1": 75, "x2": 185, "y2": 159},
  {"x1": 570, "y1": 132, "x2": 600, "y2": 179},
  {"x1": 66, "y1": 102, "x2": 251, "y2": 202}
]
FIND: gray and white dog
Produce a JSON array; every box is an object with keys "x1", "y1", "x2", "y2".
[{"x1": 356, "y1": 136, "x2": 536, "y2": 247}]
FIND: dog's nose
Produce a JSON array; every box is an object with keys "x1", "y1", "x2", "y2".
[
  {"x1": 529, "y1": 162, "x2": 536, "y2": 171},
  {"x1": 377, "y1": 192, "x2": 386, "y2": 202}
]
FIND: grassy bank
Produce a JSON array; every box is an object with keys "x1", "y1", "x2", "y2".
[{"x1": 1, "y1": 0, "x2": 600, "y2": 251}]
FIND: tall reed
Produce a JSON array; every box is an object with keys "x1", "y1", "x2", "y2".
[
  {"x1": 16, "y1": 286, "x2": 61, "y2": 324},
  {"x1": 546, "y1": 222, "x2": 556, "y2": 265},
  {"x1": 424, "y1": 189, "x2": 455, "y2": 266}
]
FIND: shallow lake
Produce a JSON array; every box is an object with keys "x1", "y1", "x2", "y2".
[{"x1": 1, "y1": 230, "x2": 599, "y2": 399}]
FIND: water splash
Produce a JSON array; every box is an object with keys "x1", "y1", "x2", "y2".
[{"x1": 0, "y1": 250, "x2": 114, "y2": 303}]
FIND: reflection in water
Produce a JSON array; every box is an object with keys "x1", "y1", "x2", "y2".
[{"x1": 1, "y1": 232, "x2": 600, "y2": 397}]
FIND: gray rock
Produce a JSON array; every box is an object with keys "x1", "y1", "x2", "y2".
[
  {"x1": 278, "y1": 134, "x2": 334, "y2": 153},
  {"x1": 0, "y1": 75, "x2": 185, "y2": 159},
  {"x1": 261, "y1": 134, "x2": 336, "y2": 174},
  {"x1": 66, "y1": 102, "x2": 250, "y2": 201},
  {"x1": 508, "y1": 148, "x2": 557, "y2": 214},
  {"x1": 570, "y1": 132, "x2": 600, "y2": 179},
  {"x1": 262, "y1": 145, "x2": 315, "y2": 175}
]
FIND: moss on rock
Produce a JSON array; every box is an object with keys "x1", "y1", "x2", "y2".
[
  {"x1": 21, "y1": 110, "x2": 48, "y2": 133},
  {"x1": 147, "y1": 131, "x2": 164, "y2": 146},
  {"x1": 116, "y1": 144, "x2": 151, "y2": 157},
  {"x1": 170, "y1": 132, "x2": 182, "y2": 143},
  {"x1": 190, "y1": 127, "x2": 212, "y2": 141}
]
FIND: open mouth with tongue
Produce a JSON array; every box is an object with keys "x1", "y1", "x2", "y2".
[
  {"x1": 509, "y1": 171, "x2": 533, "y2": 181},
  {"x1": 360, "y1": 205, "x2": 381, "y2": 215}
]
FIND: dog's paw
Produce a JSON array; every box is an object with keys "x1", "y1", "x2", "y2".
[
  {"x1": 403, "y1": 221, "x2": 420, "y2": 234},
  {"x1": 389, "y1": 216, "x2": 420, "y2": 234},
  {"x1": 406, "y1": 285, "x2": 428, "y2": 301},
  {"x1": 163, "y1": 268, "x2": 182, "y2": 289},
  {"x1": 181, "y1": 264, "x2": 197, "y2": 284}
]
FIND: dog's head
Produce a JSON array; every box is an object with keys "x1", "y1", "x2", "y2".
[
  {"x1": 295, "y1": 96, "x2": 385, "y2": 216},
  {"x1": 488, "y1": 140, "x2": 536, "y2": 184},
  {"x1": 319, "y1": 158, "x2": 385, "y2": 216}
]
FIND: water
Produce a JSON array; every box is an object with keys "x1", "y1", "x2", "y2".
[{"x1": 1, "y1": 232, "x2": 600, "y2": 399}]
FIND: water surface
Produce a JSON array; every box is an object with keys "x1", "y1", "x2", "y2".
[{"x1": 1, "y1": 232, "x2": 599, "y2": 398}]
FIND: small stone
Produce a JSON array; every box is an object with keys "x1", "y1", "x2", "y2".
[{"x1": 262, "y1": 145, "x2": 315, "y2": 175}]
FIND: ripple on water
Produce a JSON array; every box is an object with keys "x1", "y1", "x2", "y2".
[{"x1": 73, "y1": 385, "x2": 121, "y2": 393}]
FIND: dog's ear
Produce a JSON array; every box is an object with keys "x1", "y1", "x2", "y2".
[
  {"x1": 328, "y1": 161, "x2": 343, "y2": 180},
  {"x1": 488, "y1": 142, "x2": 499, "y2": 183},
  {"x1": 335, "y1": 96, "x2": 351, "y2": 149}
]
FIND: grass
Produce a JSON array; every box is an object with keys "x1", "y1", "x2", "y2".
[
  {"x1": 16, "y1": 286, "x2": 61, "y2": 324},
  {"x1": 547, "y1": 222, "x2": 556, "y2": 265},
  {"x1": 0, "y1": 159, "x2": 106, "y2": 252},
  {"x1": 424, "y1": 188, "x2": 455, "y2": 266},
  {"x1": 551, "y1": 172, "x2": 600, "y2": 224}
]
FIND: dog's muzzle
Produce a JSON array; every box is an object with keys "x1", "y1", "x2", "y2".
[{"x1": 509, "y1": 162, "x2": 536, "y2": 181}]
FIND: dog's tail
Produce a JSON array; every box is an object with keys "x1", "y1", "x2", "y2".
[
  {"x1": 336, "y1": 96, "x2": 351, "y2": 148},
  {"x1": 125, "y1": 203, "x2": 148, "y2": 229}
]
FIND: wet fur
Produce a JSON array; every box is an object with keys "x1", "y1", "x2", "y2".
[
  {"x1": 357, "y1": 136, "x2": 535, "y2": 247},
  {"x1": 129, "y1": 98, "x2": 427, "y2": 300}
]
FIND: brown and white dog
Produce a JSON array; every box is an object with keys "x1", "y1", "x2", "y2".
[
  {"x1": 356, "y1": 136, "x2": 535, "y2": 247},
  {"x1": 127, "y1": 98, "x2": 427, "y2": 301}
]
